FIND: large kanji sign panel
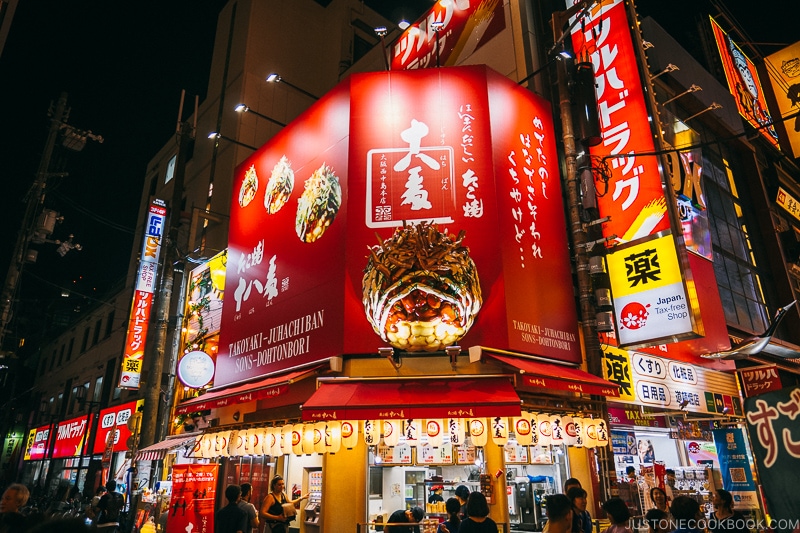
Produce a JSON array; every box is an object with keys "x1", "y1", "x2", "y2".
[
  {"x1": 217, "y1": 66, "x2": 579, "y2": 387},
  {"x1": 566, "y1": 0, "x2": 670, "y2": 243},
  {"x1": 745, "y1": 387, "x2": 800, "y2": 531}
]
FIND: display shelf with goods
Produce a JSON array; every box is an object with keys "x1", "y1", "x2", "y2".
[
  {"x1": 421, "y1": 479, "x2": 481, "y2": 516},
  {"x1": 304, "y1": 470, "x2": 322, "y2": 528}
]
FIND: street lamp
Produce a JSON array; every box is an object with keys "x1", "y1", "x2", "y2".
[
  {"x1": 374, "y1": 26, "x2": 390, "y2": 71},
  {"x1": 207, "y1": 132, "x2": 258, "y2": 151},
  {"x1": 233, "y1": 104, "x2": 287, "y2": 127},
  {"x1": 265, "y1": 73, "x2": 319, "y2": 100},
  {"x1": 74, "y1": 386, "x2": 101, "y2": 498}
]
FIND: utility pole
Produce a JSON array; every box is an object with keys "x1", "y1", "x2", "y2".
[
  {"x1": 551, "y1": 8, "x2": 618, "y2": 501},
  {"x1": 0, "y1": 93, "x2": 68, "y2": 350},
  {"x1": 140, "y1": 113, "x2": 192, "y2": 449}
]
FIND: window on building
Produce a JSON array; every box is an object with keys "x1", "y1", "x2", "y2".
[
  {"x1": 49, "y1": 351, "x2": 56, "y2": 370},
  {"x1": 69, "y1": 386, "x2": 79, "y2": 414},
  {"x1": 58, "y1": 344, "x2": 65, "y2": 366},
  {"x1": 93, "y1": 319, "x2": 102, "y2": 346},
  {"x1": 81, "y1": 328, "x2": 90, "y2": 352},
  {"x1": 67, "y1": 338, "x2": 74, "y2": 361},
  {"x1": 113, "y1": 384, "x2": 122, "y2": 401},
  {"x1": 105, "y1": 310, "x2": 115, "y2": 338},
  {"x1": 40, "y1": 357, "x2": 48, "y2": 376},
  {"x1": 56, "y1": 393, "x2": 63, "y2": 416},
  {"x1": 703, "y1": 148, "x2": 769, "y2": 333},
  {"x1": 93, "y1": 377, "x2": 103, "y2": 404}
]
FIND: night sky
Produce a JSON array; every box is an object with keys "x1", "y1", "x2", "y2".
[{"x1": 0, "y1": 0, "x2": 795, "y2": 347}]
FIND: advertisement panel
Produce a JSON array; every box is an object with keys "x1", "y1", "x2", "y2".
[
  {"x1": 712, "y1": 428, "x2": 759, "y2": 510},
  {"x1": 745, "y1": 386, "x2": 800, "y2": 530},
  {"x1": 607, "y1": 234, "x2": 694, "y2": 347},
  {"x1": 738, "y1": 365, "x2": 783, "y2": 398},
  {"x1": 52, "y1": 414, "x2": 93, "y2": 459},
  {"x1": 119, "y1": 199, "x2": 167, "y2": 389},
  {"x1": 24, "y1": 426, "x2": 51, "y2": 461},
  {"x1": 602, "y1": 347, "x2": 741, "y2": 416},
  {"x1": 765, "y1": 42, "x2": 800, "y2": 158},
  {"x1": 709, "y1": 16, "x2": 779, "y2": 148},
  {"x1": 92, "y1": 400, "x2": 143, "y2": 455},
  {"x1": 217, "y1": 66, "x2": 580, "y2": 387},
  {"x1": 390, "y1": 0, "x2": 505, "y2": 70},
  {"x1": 776, "y1": 186, "x2": 800, "y2": 223},
  {"x1": 166, "y1": 463, "x2": 218, "y2": 533}
]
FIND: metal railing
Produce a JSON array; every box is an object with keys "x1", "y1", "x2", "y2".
[{"x1": 355, "y1": 520, "x2": 511, "y2": 533}]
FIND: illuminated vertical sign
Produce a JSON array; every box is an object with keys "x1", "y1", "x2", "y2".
[
  {"x1": 710, "y1": 16, "x2": 779, "y2": 148},
  {"x1": 765, "y1": 41, "x2": 800, "y2": 158},
  {"x1": 390, "y1": 0, "x2": 505, "y2": 70},
  {"x1": 119, "y1": 199, "x2": 167, "y2": 389}
]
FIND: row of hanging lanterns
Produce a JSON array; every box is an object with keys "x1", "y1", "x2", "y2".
[{"x1": 190, "y1": 413, "x2": 608, "y2": 459}]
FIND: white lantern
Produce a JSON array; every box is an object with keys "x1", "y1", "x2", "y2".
[
  {"x1": 302, "y1": 424, "x2": 315, "y2": 455},
  {"x1": 199, "y1": 433, "x2": 214, "y2": 459},
  {"x1": 326, "y1": 421, "x2": 342, "y2": 453},
  {"x1": 363, "y1": 420, "x2": 380, "y2": 446},
  {"x1": 241, "y1": 429, "x2": 253, "y2": 455},
  {"x1": 562, "y1": 416, "x2": 578, "y2": 446},
  {"x1": 425, "y1": 419, "x2": 444, "y2": 448},
  {"x1": 573, "y1": 417, "x2": 584, "y2": 448},
  {"x1": 314, "y1": 422, "x2": 327, "y2": 454},
  {"x1": 341, "y1": 420, "x2": 358, "y2": 449},
  {"x1": 583, "y1": 418, "x2": 597, "y2": 449},
  {"x1": 530, "y1": 414, "x2": 539, "y2": 446},
  {"x1": 513, "y1": 413, "x2": 533, "y2": 446},
  {"x1": 447, "y1": 418, "x2": 465, "y2": 446},
  {"x1": 490, "y1": 417, "x2": 509, "y2": 446},
  {"x1": 404, "y1": 419, "x2": 421, "y2": 447},
  {"x1": 383, "y1": 420, "x2": 401, "y2": 447},
  {"x1": 291, "y1": 426, "x2": 304, "y2": 455},
  {"x1": 550, "y1": 415, "x2": 564, "y2": 445},
  {"x1": 281, "y1": 424, "x2": 294, "y2": 455},
  {"x1": 469, "y1": 418, "x2": 488, "y2": 447},
  {"x1": 595, "y1": 419, "x2": 609, "y2": 447},
  {"x1": 260, "y1": 428, "x2": 273, "y2": 456},
  {"x1": 537, "y1": 414, "x2": 552, "y2": 447},
  {"x1": 215, "y1": 431, "x2": 229, "y2": 457}
]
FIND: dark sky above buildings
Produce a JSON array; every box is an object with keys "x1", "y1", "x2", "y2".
[{"x1": 0, "y1": 0, "x2": 795, "y2": 338}]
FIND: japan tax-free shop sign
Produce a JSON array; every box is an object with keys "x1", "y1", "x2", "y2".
[{"x1": 215, "y1": 65, "x2": 580, "y2": 387}]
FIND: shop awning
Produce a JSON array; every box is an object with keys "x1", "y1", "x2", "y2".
[
  {"x1": 483, "y1": 352, "x2": 620, "y2": 397},
  {"x1": 136, "y1": 433, "x2": 199, "y2": 461},
  {"x1": 174, "y1": 366, "x2": 321, "y2": 415},
  {"x1": 301, "y1": 376, "x2": 522, "y2": 421}
]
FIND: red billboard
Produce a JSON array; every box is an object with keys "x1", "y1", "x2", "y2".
[
  {"x1": 166, "y1": 463, "x2": 218, "y2": 533},
  {"x1": 52, "y1": 414, "x2": 93, "y2": 459},
  {"x1": 92, "y1": 400, "x2": 143, "y2": 455},
  {"x1": 566, "y1": 0, "x2": 670, "y2": 243},
  {"x1": 217, "y1": 65, "x2": 579, "y2": 387},
  {"x1": 390, "y1": 0, "x2": 505, "y2": 70},
  {"x1": 25, "y1": 425, "x2": 52, "y2": 461}
]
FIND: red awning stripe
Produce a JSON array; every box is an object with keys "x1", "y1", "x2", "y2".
[
  {"x1": 174, "y1": 367, "x2": 319, "y2": 415},
  {"x1": 301, "y1": 377, "x2": 522, "y2": 421},
  {"x1": 486, "y1": 353, "x2": 620, "y2": 397},
  {"x1": 135, "y1": 433, "x2": 199, "y2": 461}
]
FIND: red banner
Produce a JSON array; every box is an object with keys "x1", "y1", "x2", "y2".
[
  {"x1": 92, "y1": 400, "x2": 143, "y2": 454},
  {"x1": 52, "y1": 414, "x2": 92, "y2": 459},
  {"x1": 566, "y1": 0, "x2": 669, "y2": 243},
  {"x1": 390, "y1": 0, "x2": 505, "y2": 70},
  {"x1": 738, "y1": 365, "x2": 783, "y2": 398},
  {"x1": 166, "y1": 463, "x2": 218, "y2": 533},
  {"x1": 25, "y1": 425, "x2": 51, "y2": 461}
]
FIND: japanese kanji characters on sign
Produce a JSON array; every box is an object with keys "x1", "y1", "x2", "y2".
[
  {"x1": 602, "y1": 347, "x2": 741, "y2": 416},
  {"x1": 776, "y1": 186, "x2": 800, "y2": 223},
  {"x1": 745, "y1": 387, "x2": 800, "y2": 528},
  {"x1": 119, "y1": 199, "x2": 167, "y2": 389}
]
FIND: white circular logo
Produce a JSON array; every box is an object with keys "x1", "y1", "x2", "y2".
[{"x1": 177, "y1": 350, "x2": 215, "y2": 388}]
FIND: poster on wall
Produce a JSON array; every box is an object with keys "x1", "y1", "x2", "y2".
[
  {"x1": 166, "y1": 463, "x2": 218, "y2": 533},
  {"x1": 712, "y1": 428, "x2": 759, "y2": 510},
  {"x1": 745, "y1": 386, "x2": 800, "y2": 529},
  {"x1": 765, "y1": 41, "x2": 800, "y2": 158}
]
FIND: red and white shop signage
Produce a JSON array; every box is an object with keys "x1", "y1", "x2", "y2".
[
  {"x1": 390, "y1": 0, "x2": 505, "y2": 70},
  {"x1": 738, "y1": 365, "x2": 782, "y2": 398},
  {"x1": 52, "y1": 414, "x2": 93, "y2": 459},
  {"x1": 218, "y1": 65, "x2": 579, "y2": 387},
  {"x1": 92, "y1": 400, "x2": 143, "y2": 455},
  {"x1": 24, "y1": 425, "x2": 51, "y2": 461},
  {"x1": 119, "y1": 199, "x2": 167, "y2": 389}
]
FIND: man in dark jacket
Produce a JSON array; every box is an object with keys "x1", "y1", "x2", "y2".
[
  {"x1": 385, "y1": 506, "x2": 424, "y2": 533},
  {"x1": 216, "y1": 485, "x2": 248, "y2": 533},
  {"x1": 96, "y1": 480, "x2": 125, "y2": 531}
]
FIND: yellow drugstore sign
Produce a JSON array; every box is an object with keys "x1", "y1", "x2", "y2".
[{"x1": 607, "y1": 234, "x2": 696, "y2": 348}]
